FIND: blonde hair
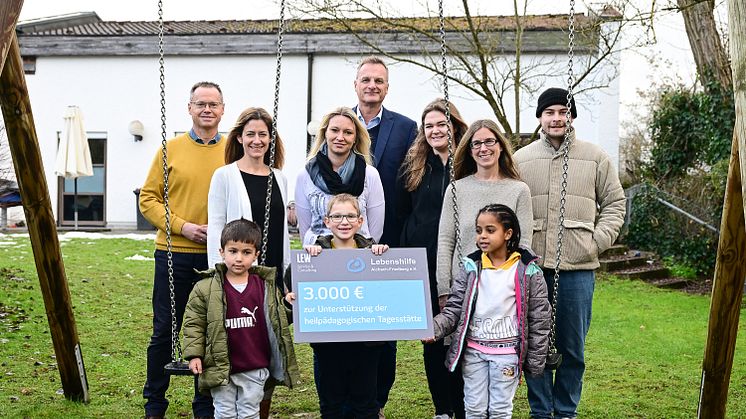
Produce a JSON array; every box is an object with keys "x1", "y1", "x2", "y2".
[
  {"x1": 307, "y1": 107, "x2": 373, "y2": 165},
  {"x1": 326, "y1": 193, "x2": 361, "y2": 216}
]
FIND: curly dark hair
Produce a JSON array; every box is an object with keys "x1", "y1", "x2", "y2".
[{"x1": 476, "y1": 204, "x2": 521, "y2": 254}]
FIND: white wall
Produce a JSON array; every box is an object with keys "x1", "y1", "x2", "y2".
[{"x1": 20, "y1": 51, "x2": 619, "y2": 228}]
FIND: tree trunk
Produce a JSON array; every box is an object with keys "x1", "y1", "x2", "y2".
[
  {"x1": 677, "y1": 0, "x2": 733, "y2": 90},
  {"x1": 698, "y1": 0, "x2": 746, "y2": 417}
]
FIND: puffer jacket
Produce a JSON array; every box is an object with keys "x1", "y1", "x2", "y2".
[
  {"x1": 513, "y1": 130, "x2": 626, "y2": 270},
  {"x1": 433, "y1": 248, "x2": 551, "y2": 376},
  {"x1": 182, "y1": 264, "x2": 300, "y2": 394}
]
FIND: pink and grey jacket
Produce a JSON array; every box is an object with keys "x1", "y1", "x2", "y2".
[{"x1": 432, "y1": 247, "x2": 551, "y2": 376}]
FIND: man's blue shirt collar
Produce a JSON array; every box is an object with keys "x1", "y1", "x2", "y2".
[
  {"x1": 189, "y1": 128, "x2": 221, "y2": 145},
  {"x1": 356, "y1": 106, "x2": 383, "y2": 130}
]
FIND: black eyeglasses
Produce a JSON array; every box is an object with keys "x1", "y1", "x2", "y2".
[
  {"x1": 326, "y1": 213, "x2": 360, "y2": 223},
  {"x1": 470, "y1": 138, "x2": 498, "y2": 149}
]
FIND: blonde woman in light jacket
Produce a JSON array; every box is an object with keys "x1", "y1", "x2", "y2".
[{"x1": 207, "y1": 107, "x2": 290, "y2": 283}]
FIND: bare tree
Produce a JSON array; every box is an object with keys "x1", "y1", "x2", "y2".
[{"x1": 288, "y1": 0, "x2": 651, "y2": 140}]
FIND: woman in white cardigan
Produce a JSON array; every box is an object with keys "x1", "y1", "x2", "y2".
[{"x1": 207, "y1": 107, "x2": 290, "y2": 285}]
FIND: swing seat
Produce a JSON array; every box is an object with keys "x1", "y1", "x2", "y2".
[
  {"x1": 164, "y1": 361, "x2": 193, "y2": 376},
  {"x1": 545, "y1": 351, "x2": 563, "y2": 371}
]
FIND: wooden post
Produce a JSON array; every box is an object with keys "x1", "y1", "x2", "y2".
[
  {"x1": 0, "y1": 1, "x2": 23, "y2": 69},
  {"x1": 0, "y1": 35, "x2": 90, "y2": 402},
  {"x1": 698, "y1": 0, "x2": 746, "y2": 417}
]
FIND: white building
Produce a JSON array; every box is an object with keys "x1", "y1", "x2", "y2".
[{"x1": 6, "y1": 10, "x2": 621, "y2": 229}]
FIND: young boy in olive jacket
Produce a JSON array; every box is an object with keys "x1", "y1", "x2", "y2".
[{"x1": 183, "y1": 219, "x2": 299, "y2": 418}]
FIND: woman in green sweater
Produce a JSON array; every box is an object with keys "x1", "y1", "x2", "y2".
[{"x1": 435, "y1": 119, "x2": 533, "y2": 309}]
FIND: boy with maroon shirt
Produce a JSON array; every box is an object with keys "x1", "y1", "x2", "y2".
[{"x1": 183, "y1": 219, "x2": 298, "y2": 418}]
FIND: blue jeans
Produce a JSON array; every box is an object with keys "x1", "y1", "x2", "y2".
[
  {"x1": 462, "y1": 348, "x2": 520, "y2": 418},
  {"x1": 143, "y1": 250, "x2": 213, "y2": 417},
  {"x1": 526, "y1": 269, "x2": 595, "y2": 419}
]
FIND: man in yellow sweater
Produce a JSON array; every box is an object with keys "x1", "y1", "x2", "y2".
[{"x1": 139, "y1": 81, "x2": 226, "y2": 419}]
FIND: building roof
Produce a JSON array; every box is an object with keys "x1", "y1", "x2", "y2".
[
  {"x1": 17, "y1": 12, "x2": 609, "y2": 56},
  {"x1": 18, "y1": 13, "x2": 599, "y2": 36}
]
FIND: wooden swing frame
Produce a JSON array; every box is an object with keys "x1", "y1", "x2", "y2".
[
  {"x1": 0, "y1": 0, "x2": 89, "y2": 403},
  {"x1": 1, "y1": 0, "x2": 746, "y2": 415}
]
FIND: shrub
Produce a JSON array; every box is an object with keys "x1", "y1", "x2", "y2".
[
  {"x1": 627, "y1": 183, "x2": 719, "y2": 276},
  {"x1": 644, "y1": 80, "x2": 734, "y2": 181},
  {"x1": 625, "y1": 80, "x2": 733, "y2": 277}
]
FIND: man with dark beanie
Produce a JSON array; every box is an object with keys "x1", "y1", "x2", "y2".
[{"x1": 514, "y1": 87, "x2": 625, "y2": 419}]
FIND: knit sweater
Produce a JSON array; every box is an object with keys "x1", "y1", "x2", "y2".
[
  {"x1": 513, "y1": 131, "x2": 626, "y2": 270},
  {"x1": 139, "y1": 132, "x2": 226, "y2": 252},
  {"x1": 435, "y1": 175, "x2": 533, "y2": 297}
]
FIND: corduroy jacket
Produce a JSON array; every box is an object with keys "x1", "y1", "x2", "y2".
[{"x1": 514, "y1": 131, "x2": 626, "y2": 270}]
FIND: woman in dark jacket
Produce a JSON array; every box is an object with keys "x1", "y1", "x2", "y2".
[{"x1": 396, "y1": 98, "x2": 468, "y2": 419}]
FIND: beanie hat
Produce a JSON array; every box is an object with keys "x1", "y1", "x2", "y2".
[{"x1": 535, "y1": 87, "x2": 577, "y2": 118}]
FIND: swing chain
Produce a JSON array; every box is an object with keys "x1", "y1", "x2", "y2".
[
  {"x1": 547, "y1": 0, "x2": 576, "y2": 368},
  {"x1": 438, "y1": 0, "x2": 463, "y2": 268},
  {"x1": 260, "y1": 0, "x2": 285, "y2": 265},
  {"x1": 156, "y1": 0, "x2": 182, "y2": 364}
]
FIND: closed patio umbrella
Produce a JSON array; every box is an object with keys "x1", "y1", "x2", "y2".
[{"x1": 54, "y1": 106, "x2": 93, "y2": 230}]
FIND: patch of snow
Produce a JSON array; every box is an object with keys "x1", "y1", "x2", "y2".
[
  {"x1": 1, "y1": 232, "x2": 156, "y2": 241},
  {"x1": 125, "y1": 254, "x2": 154, "y2": 261}
]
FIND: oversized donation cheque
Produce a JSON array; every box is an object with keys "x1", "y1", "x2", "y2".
[{"x1": 290, "y1": 248, "x2": 434, "y2": 343}]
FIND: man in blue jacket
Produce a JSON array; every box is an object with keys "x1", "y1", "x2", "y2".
[{"x1": 353, "y1": 55, "x2": 417, "y2": 417}]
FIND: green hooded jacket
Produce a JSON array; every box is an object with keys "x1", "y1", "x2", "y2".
[{"x1": 182, "y1": 264, "x2": 300, "y2": 394}]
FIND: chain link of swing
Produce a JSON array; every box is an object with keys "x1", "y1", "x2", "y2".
[
  {"x1": 157, "y1": 0, "x2": 286, "y2": 370},
  {"x1": 260, "y1": 0, "x2": 286, "y2": 265},
  {"x1": 546, "y1": 0, "x2": 576, "y2": 369},
  {"x1": 438, "y1": 0, "x2": 463, "y2": 268},
  {"x1": 155, "y1": 0, "x2": 183, "y2": 368}
]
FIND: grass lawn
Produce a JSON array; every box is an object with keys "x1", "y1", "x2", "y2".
[{"x1": 1, "y1": 233, "x2": 746, "y2": 418}]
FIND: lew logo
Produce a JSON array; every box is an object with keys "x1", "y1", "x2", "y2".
[{"x1": 296, "y1": 253, "x2": 311, "y2": 263}]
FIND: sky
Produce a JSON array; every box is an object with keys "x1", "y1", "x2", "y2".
[{"x1": 16, "y1": 0, "x2": 706, "y2": 136}]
